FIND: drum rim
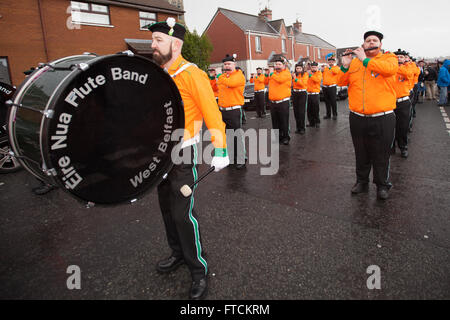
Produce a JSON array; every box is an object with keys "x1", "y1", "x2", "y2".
[
  {"x1": 8, "y1": 54, "x2": 98, "y2": 182},
  {"x1": 40, "y1": 53, "x2": 184, "y2": 206}
]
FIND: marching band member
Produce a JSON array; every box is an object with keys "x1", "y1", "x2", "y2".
[
  {"x1": 149, "y1": 18, "x2": 229, "y2": 300},
  {"x1": 292, "y1": 63, "x2": 309, "y2": 134},
  {"x1": 337, "y1": 31, "x2": 398, "y2": 200},
  {"x1": 393, "y1": 49, "x2": 414, "y2": 158},
  {"x1": 217, "y1": 54, "x2": 247, "y2": 169},
  {"x1": 268, "y1": 57, "x2": 292, "y2": 145},
  {"x1": 322, "y1": 55, "x2": 340, "y2": 120},
  {"x1": 208, "y1": 67, "x2": 219, "y2": 103},
  {"x1": 306, "y1": 62, "x2": 323, "y2": 128},
  {"x1": 250, "y1": 67, "x2": 267, "y2": 118}
]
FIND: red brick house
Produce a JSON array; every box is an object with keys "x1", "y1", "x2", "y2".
[
  {"x1": 204, "y1": 7, "x2": 336, "y2": 79},
  {"x1": 0, "y1": 0, "x2": 184, "y2": 86}
]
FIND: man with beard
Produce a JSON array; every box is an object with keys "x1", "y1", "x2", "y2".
[
  {"x1": 149, "y1": 18, "x2": 229, "y2": 300},
  {"x1": 338, "y1": 31, "x2": 398, "y2": 200},
  {"x1": 392, "y1": 49, "x2": 414, "y2": 158},
  {"x1": 250, "y1": 67, "x2": 267, "y2": 118},
  {"x1": 217, "y1": 54, "x2": 247, "y2": 169},
  {"x1": 268, "y1": 57, "x2": 292, "y2": 145}
]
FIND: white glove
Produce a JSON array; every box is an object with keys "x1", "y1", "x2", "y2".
[{"x1": 211, "y1": 155, "x2": 230, "y2": 172}]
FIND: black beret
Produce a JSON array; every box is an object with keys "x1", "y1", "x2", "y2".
[
  {"x1": 274, "y1": 57, "x2": 286, "y2": 63},
  {"x1": 148, "y1": 18, "x2": 186, "y2": 41},
  {"x1": 393, "y1": 49, "x2": 406, "y2": 56},
  {"x1": 364, "y1": 31, "x2": 384, "y2": 41},
  {"x1": 222, "y1": 54, "x2": 236, "y2": 63},
  {"x1": 256, "y1": 67, "x2": 263, "y2": 70},
  {"x1": 310, "y1": 62, "x2": 318, "y2": 67}
]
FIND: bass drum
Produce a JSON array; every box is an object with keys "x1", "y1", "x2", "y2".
[{"x1": 9, "y1": 53, "x2": 184, "y2": 205}]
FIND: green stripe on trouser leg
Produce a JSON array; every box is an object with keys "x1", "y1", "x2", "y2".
[{"x1": 189, "y1": 144, "x2": 208, "y2": 275}]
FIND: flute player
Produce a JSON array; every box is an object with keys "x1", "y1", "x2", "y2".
[{"x1": 337, "y1": 31, "x2": 399, "y2": 200}]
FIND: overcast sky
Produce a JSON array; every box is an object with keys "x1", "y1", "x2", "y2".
[{"x1": 184, "y1": 0, "x2": 450, "y2": 59}]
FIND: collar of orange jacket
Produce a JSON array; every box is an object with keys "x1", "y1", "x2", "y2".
[{"x1": 167, "y1": 55, "x2": 188, "y2": 74}]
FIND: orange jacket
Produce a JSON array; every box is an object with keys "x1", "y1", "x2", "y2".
[
  {"x1": 217, "y1": 70, "x2": 246, "y2": 108},
  {"x1": 393, "y1": 64, "x2": 414, "y2": 98},
  {"x1": 168, "y1": 55, "x2": 226, "y2": 148},
  {"x1": 412, "y1": 63, "x2": 420, "y2": 87},
  {"x1": 337, "y1": 52, "x2": 398, "y2": 115},
  {"x1": 322, "y1": 65, "x2": 340, "y2": 86},
  {"x1": 292, "y1": 73, "x2": 309, "y2": 90},
  {"x1": 250, "y1": 74, "x2": 266, "y2": 91},
  {"x1": 307, "y1": 71, "x2": 322, "y2": 93},
  {"x1": 209, "y1": 77, "x2": 219, "y2": 97},
  {"x1": 268, "y1": 69, "x2": 292, "y2": 101}
]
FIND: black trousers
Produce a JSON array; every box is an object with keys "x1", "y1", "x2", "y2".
[
  {"x1": 255, "y1": 91, "x2": 266, "y2": 117},
  {"x1": 349, "y1": 112, "x2": 396, "y2": 188},
  {"x1": 323, "y1": 86, "x2": 337, "y2": 117},
  {"x1": 307, "y1": 94, "x2": 320, "y2": 126},
  {"x1": 157, "y1": 145, "x2": 207, "y2": 281},
  {"x1": 292, "y1": 91, "x2": 307, "y2": 130},
  {"x1": 220, "y1": 108, "x2": 246, "y2": 164},
  {"x1": 270, "y1": 100, "x2": 290, "y2": 141},
  {"x1": 394, "y1": 99, "x2": 411, "y2": 151}
]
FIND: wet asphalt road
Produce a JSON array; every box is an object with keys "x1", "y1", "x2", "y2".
[{"x1": 0, "y1": 99, "x2": 449, "y2": 300}]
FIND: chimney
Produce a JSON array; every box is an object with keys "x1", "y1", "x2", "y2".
[
  {"x1": 293, "y1": 20, "x2": 302, "y2": 33},
  {"x1": 258, "y1": 7, "x2": 272, "y2": 21}
]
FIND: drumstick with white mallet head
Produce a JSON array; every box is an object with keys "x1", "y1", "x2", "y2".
[{"x1": 180, "y1": 166, "x2": 216, "y2": 197}]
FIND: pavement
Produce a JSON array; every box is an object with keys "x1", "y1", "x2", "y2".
[{"x1": 0, "y1": 99, "x2": 449, "y2": 300}]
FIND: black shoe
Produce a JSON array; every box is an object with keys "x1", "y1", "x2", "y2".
[
  {"x1": 32, "y1": 184, "x2": 56, "y2": 195},
  {"x1": 332, "y1": 116, "x2": 337, "y2": 120},
  {"x1": 306, "y1": 124, "x2": 314, "y2": 127},
  {"x1": 299, "y1": 129, "x2": 305, "y2": 135},
  {"x1": 156, "y1": 255, "x2": 184, "y2": 273},
  {"x1": 189, "y1": 277, "x2": 207, "y2": 300},
  {"x1": 323, "y1": 116, "x2": 331, "y2": 119},
  {"x1": 235, "y1": 163, "x2": 247, "y2": 170},
  {"x1": 315, "y1": 124, "x2": 320, "y2": 128},
  {"x1": 377, "y1": 188, "x2": 389, "y2": 200},
  {"x1": 400, "y1": 150, "x2": 408, "y2": 158},
  {"x1": 282, "y1": 138, "x2": 290, "y2": 145},
  {"x1": 351, "y1": 182, "x2": 369, "y2": 194}
]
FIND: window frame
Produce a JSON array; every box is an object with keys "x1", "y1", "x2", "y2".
[
  {"x1": 255, "y1": 36, "x2": 262, "y2": 53},
  {"x1": 281, "y1": 38, "x2": 287, "y2": 53},
  {"x1": 0, "y1": 56, "x2": 12, "y2": 85},
  {"x1": 139, "y1": 11, "x2": 157, "y2": 30},
  {"x1": 70, "y1": 1, "x2": 112, "y2": 27}
]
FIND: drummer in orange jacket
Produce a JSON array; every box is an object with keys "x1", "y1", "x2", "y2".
[
  {"x1": 322, "y1": 55, "x2": 340, "y2": 120},
  {"x1": 250, "y1": 67, "x2": 267, "y2": 118},
  {"x1": 149, "y1": 18, "x2": 229, "y2": 299},
  {"x1": 217, "y1": 54, "x2": 247, "y2": 169},
  {"x1": 268, "y1": 57, "x2": 292, "y2": 145},
  {"x1": 208, "y1": 67, "x2": 219, "y2": 103},
  {"x1": 292, "y1": 63, "x2": 309, "y2": 134},
  {"x1": 392, "y1": 49, "x2": 414, "y2": 159},
  {"x1": 337, "y1": 31, "x2": 398, "y2": 200},
  {"x1": 306, "y1": 62, "x2": 323, "y2": 128}
]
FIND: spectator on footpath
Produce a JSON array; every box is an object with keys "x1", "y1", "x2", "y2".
[
  {"x1": 424, "y1": 62, "x2": 438, "y2": 100},
  {"x1": 437, "y1": 60, "x2": 450, "y2": 106}
]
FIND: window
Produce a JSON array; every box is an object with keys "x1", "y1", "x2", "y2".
[
  {"x1": 139, "y1": 11, "x2": 157, "y2": 30},
  {"x1": 255, "y1": 36, "x2": 262, "y2": 52},
  {"x1": 318, "y1": 49, "x2": 321, "y2": 59},
  {"x1": 0, "y1": 57, "x2": 11, "y2": 85},
  {"x1": 71, "y1": 1, "x2": 111, "y2": 26},
  {"x1": 306, "y1": 46, "x2": 310, "y2": 57},
  {"x1": 282, "y1": 39, "x2": 286, "y2": 53}
]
